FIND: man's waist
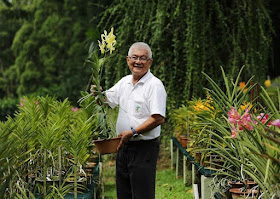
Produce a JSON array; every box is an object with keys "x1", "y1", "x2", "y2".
[{"x1": 126, "y1": 137, "x2": 159, "y2": 146}]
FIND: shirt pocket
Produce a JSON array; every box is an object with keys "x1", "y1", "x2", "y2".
[{"x1": 133, "y1": 99, "x2": 147, "y2": 119}]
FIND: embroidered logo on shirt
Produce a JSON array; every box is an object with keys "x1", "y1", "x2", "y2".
[{"x1": 135, "y1": 105, "x2": 140, "y2": 113}]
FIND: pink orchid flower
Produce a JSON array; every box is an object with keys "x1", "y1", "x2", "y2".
[
  {"x1": 231, "y1": 126, "x2": 238, "y2": 139},
  {"x1": 257, "y1": 113, "x2": 271, "y2": 125},
  {"x1": 272, "y1": 119, "x2": 280, "y2": 128},
  {"x1": 238, "y1": 109, "x2": 253, "y2": 130},
  {"x1": 238, "y1": 118, "x2": 253, "y2": 130},
  {"x1": 20, "y1": 98, "x2": 25, "y2": 107},
  {"x1": 228, "y1": 107, "x2": 240, "y2": 124},
  {"x1": 71, "y1": 107, "x2": 79, "y2": 112}
]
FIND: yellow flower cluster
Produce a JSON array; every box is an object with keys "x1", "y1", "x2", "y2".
[
  {"x1": 264, "y1": 79, "x2": 271, "y2": 87},
  {"x1": 193, "y1": 97, "x2": 213, "y2": 112},
  {"x1": 194, "y1": 101, "x2": 209, "y2": 111},
  {"x1": 239, "y1": 102, "x2": 253, "y2": 112},
  {"x1": 206, "y1": 91, "x2": 213, "y2": 103},
  {"x1": 98, "y1": 27, "x2": 116, "y2": 54}
]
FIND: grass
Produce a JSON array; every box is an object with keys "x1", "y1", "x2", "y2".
[
  {"x1": 156, "y1": 169, "x2": 193, "y2": 199},
  {"x1": 103, "y1": 148, "x2": 194, "y2": 199}
]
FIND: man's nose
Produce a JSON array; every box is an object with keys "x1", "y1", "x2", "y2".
[{"x1": 135, "y1": 58, "x2": 142, "y2": 63}]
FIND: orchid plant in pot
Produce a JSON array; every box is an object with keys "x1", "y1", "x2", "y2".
[
  {"x1": 200, "y1": 66, "x2": 280, "y2": 198},
  {"x1": 79, "y1": 28, "x2": 120, "y2": 155}
]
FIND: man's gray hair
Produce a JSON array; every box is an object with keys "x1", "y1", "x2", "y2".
[{"x1": 128, "y1": 42, "x2": 153, "y2": 59}]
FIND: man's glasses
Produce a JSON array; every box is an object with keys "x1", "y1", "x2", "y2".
[{"x1": 129, "y1": 56, "x2": 151, "y2": 62}]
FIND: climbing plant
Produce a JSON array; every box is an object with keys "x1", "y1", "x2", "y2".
[
  {"x1": 98, "y1": 0, "x2": 273, "y2": 113},
  {"x1": 0, "y1": 0, "x2": 274, "y2": 123}
]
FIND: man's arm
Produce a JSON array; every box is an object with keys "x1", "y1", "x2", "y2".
[{"x1": 117, "y1": 114, "x2": 165, "y2": 150}]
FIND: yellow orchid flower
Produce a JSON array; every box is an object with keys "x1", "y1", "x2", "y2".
[
  {"x1": 194, "y1": 101, "x2": 209, "y2": 111},
  {"x1": 109, "y1": 45, "x2": 116, "y2": 54},
  {"x1": 105, "y1": 28, "x2": 116, "y2": 54},
  {"x1": 98, "y1": 40, "x2": 106, "y2": 54},
  {"x1": 238, "y1": 102, "x2": 252, "y2": 112},
  {"x1": 264, "y1": 79, "x2": 271, "y2": 87},
  {"x1": 99, "y1": 27, "x2": 117, "y2": 54}
]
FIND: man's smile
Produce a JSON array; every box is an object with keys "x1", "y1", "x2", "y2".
[{"x1": 133, "y1": 64, "x2": 143, "y2": 68}]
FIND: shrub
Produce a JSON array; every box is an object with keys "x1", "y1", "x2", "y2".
[{"x1": 0, "y1": 97, "x2": 18, "y2": 121}]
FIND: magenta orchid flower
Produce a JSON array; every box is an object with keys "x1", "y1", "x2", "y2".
[
  {"x1": 272, "y1": 119, "x2": 280, "y2": 128},
  {"x1": 257, "y1": 113, "x2": 272, "y2": 125},
  {"x1": 231, "y1": 126, "x2": 238, "y2": 139},
  {"x1": 228, "y1": 107, "x2": 280, "y2": 139},
  {"x1": 238, "y1": 109, "x2": 253, "y2": 130},
  {"x1": 228, "y1": 107, "x2": 240, "y2": 124}
]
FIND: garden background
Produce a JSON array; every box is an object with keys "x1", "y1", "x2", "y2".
[
  {"x1": 1, "y1": 0, "x2": 280, "y2": 198},
  {"x1": 1, "y1": 0, "x2": 280, "y2": 125}
]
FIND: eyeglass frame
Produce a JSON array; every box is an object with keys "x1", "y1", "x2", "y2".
[{"x1": 128, "y1": 55, "x2": 152, "y2": 62}]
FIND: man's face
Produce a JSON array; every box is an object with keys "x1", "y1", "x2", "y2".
[{"x1": 126, "y1": 47, "x2": 153, "y2": 79}]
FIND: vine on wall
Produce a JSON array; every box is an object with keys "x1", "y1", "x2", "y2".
[
  {"x1": 99, "y1": 0, "x2": 273, "y2": 113},
  {"x1": 0, "y1": 0, "x2": 274, "y2": 123}
]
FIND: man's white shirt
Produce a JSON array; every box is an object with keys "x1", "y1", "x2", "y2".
[{"x1": 105, "y1": 70, "x2": 167, "y2": 141}]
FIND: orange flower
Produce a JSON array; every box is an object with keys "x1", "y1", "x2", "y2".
[
  {"x1": 239, "y1": 82, "x2": 246, "y2": 90},
  {"x1": 239, "y1": 82, "x2": 248, "y2": 93}
]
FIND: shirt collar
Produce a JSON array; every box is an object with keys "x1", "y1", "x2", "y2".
[{"x1": 128, "y1": 69, "x2": 152, "y2": 85}]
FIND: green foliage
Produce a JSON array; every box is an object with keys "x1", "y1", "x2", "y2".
[
  {"x1": 0, "y1": 97, "x2": 18, "y2": 120},
  {"x1": 155, "y1": 169, "x2": 193, "y2": 199},
  {"x1": 79, "y1": 39, "x2": 117, "y2": 139},
  {"x1": 200, "y1": 67, "x2": 280, "y2": 198},
  {"x1": 0, "y1": 1, "x2": 275, "y2": 140},
  {"x1": 0, "y1": 96, "x2": 98, "y2": 198},
  {"x1": 99, "y1": 0, "x2": 273, "y2": 117},
  {"x1": 0, "y1": 0, "x2": 109, "y2": 119}
]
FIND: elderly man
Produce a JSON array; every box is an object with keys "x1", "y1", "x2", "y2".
[{"x1": 105, "y1": 42, "x2": 167, "y2": 199}]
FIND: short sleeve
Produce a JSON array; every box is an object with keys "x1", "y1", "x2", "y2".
[
  {"x1": 149, "y1": 83, "x2": 167, "y2": 117},
  {"x1": 105, "y1": 81, "x2": 121, "y2": 109}
]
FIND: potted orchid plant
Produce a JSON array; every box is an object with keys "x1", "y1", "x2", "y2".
[
  {"x1": 78, "y1": 27, "x2": 120, "y2": 155},
  {"x1": 199, "y1": 66, "x2": 280, "y2": 198}
]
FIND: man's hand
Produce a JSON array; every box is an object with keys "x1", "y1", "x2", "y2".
[
  {"x1": 90, "y1": 85, "x2": 102, "y2": 96},
  {"x1": 90, "y1": 85, "x2": 105, "y2": 105},
  {"x1": 117, "y1": 130, "x2": 133, "y2": 150}
]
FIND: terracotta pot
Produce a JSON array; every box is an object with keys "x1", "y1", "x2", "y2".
[
  {"x1": 229, "y1": 188, "x2": 258, "y2": 199},
  {"x1": 229, "y1": 181, "x2": 258, "y2": 189},
  {"x1": 94, "y1": 137, "x2": 121, "y2": 155},
  {"x1": 85, "y1": 162, "x2": 96, "y2": 168},
  {"x1": 179, "y1": 136, "x2": 191, "y2": 148},
  {"x1": 209, "y1": 155, "x2": 224, "y2": 169}
]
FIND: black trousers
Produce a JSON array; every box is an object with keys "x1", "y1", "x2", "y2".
[{"x1": 116, "y1": 138, "x2": 159, "y2": 199}]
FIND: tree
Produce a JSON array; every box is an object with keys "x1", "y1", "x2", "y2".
[{"x1": 0, "y1": 0, "x2": 108, "y2": 120}]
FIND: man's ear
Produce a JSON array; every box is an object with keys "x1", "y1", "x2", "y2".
[{"x1": 149, "y1": 59, "x2": 153, "y2": 68}]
